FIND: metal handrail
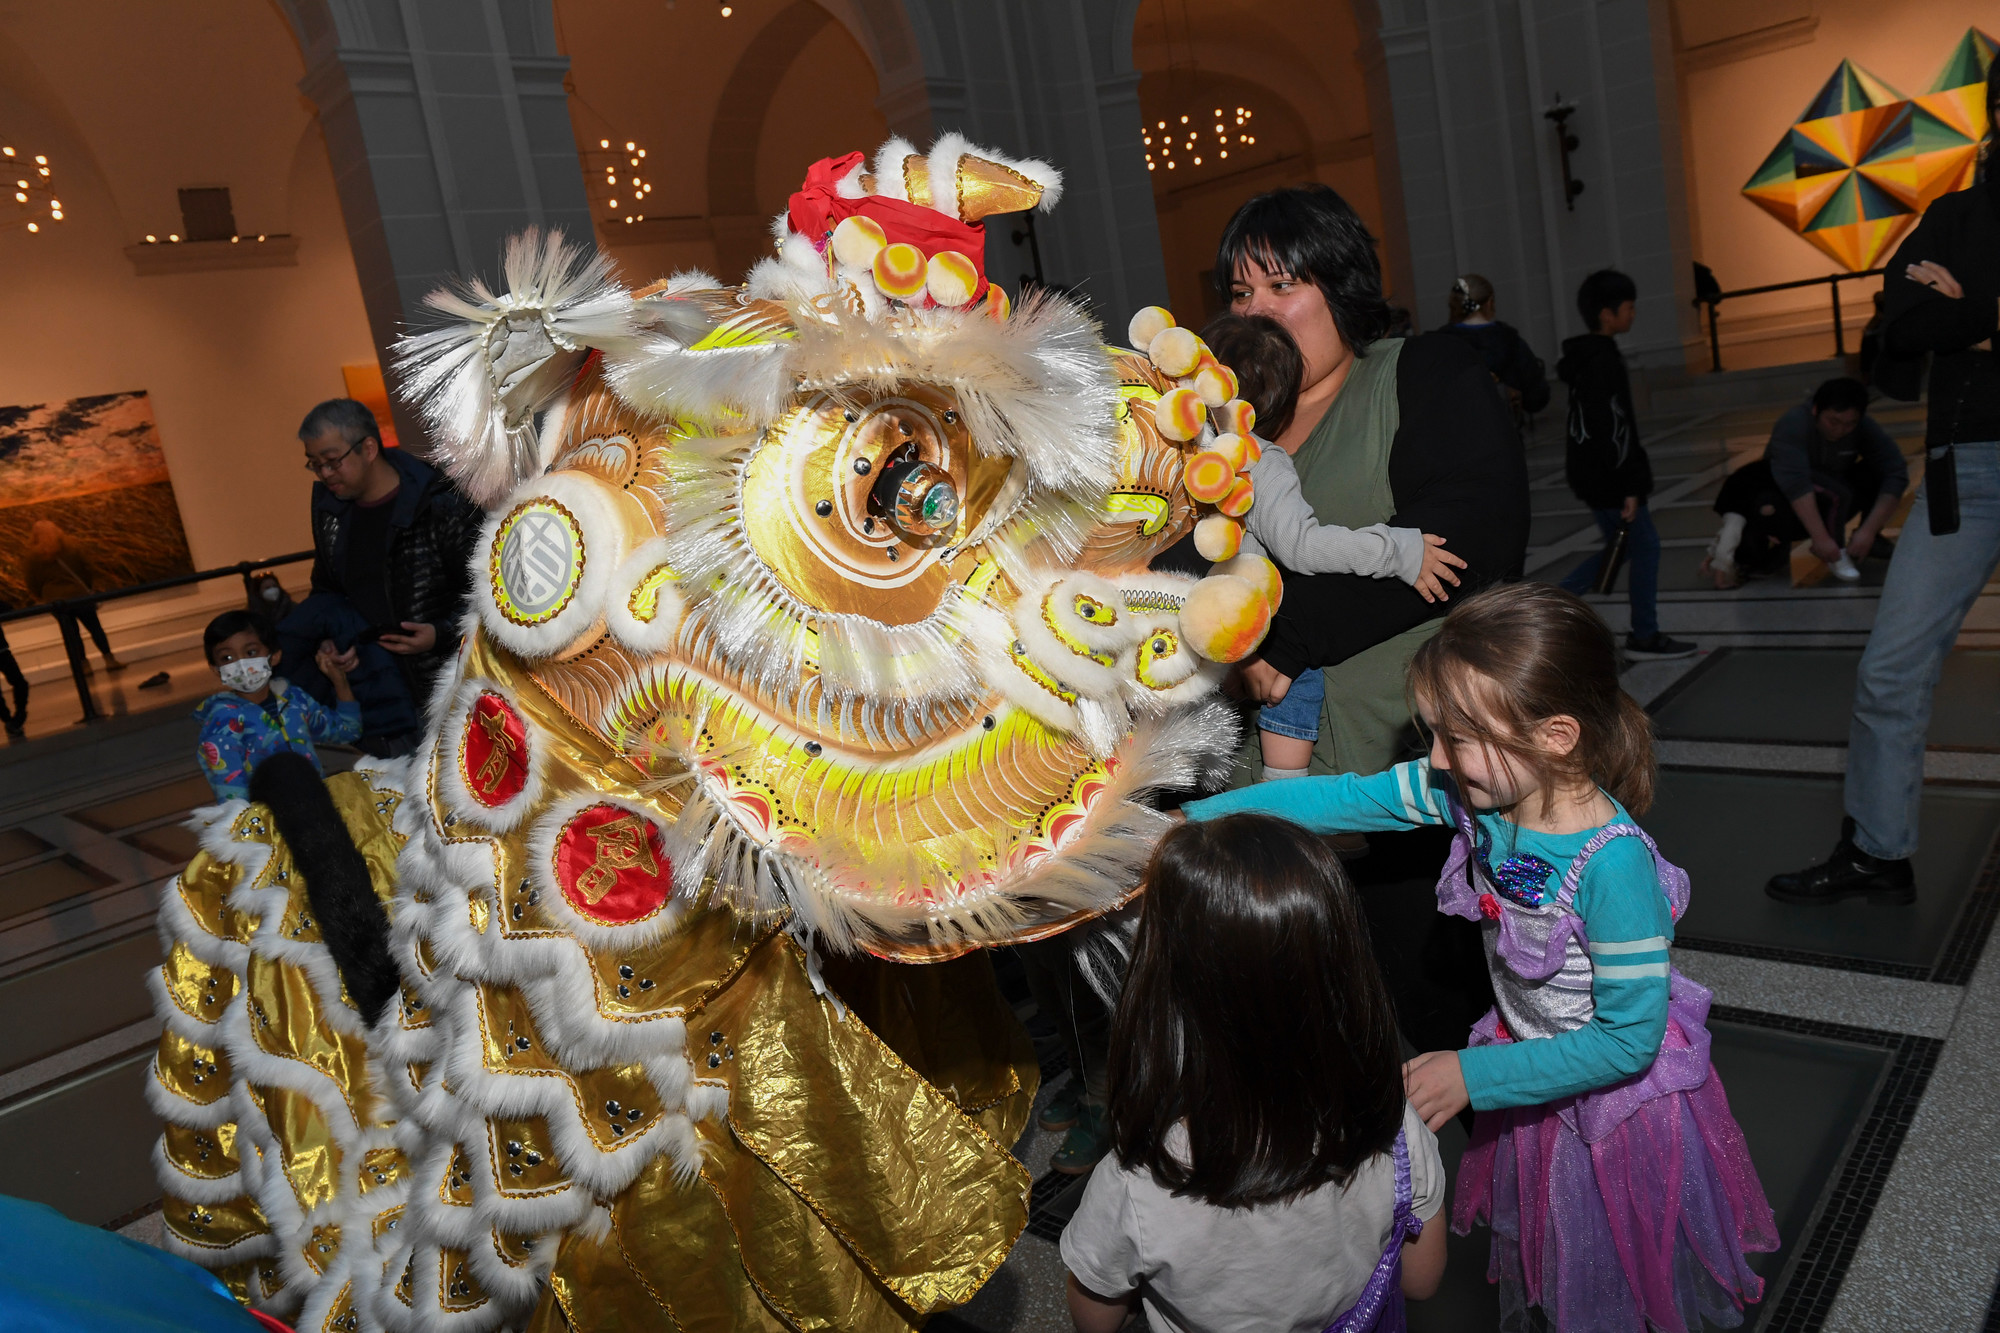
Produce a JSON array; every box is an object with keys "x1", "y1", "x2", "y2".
[
  {"x1": 1694, "y1": 267, "x2": 1887, "y2": 373},
  {"x1": 2, "y1": 550, "x2": 315, "y2": 723}
]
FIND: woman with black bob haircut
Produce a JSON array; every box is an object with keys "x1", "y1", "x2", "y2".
[
  {"x1": 1206, "y1": 185, "x2": 1529, "y2": 799},
  {"x1": 1215, "y1": 185, "x2": 1394, "y2": 358},
  {"x1": 1060, "y1": 814, "x2": 1448, "y2": 1332}
]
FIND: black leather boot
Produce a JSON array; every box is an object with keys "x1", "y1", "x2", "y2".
[{"x1": 1766, "y1": 819, "x2": 1915, "y2": 905}]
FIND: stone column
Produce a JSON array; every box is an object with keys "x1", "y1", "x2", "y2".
[
  {"x1": 1364, "y1": 0, "x2": 1698, "y2": 374},
  {"x1": 278, "y1": 0, "x2": 594, "y2": 443}
]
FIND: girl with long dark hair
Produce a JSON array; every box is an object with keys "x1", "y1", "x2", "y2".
[{"x1": 1061, "y1": 817, "x2": 1447, "y2": 1332}]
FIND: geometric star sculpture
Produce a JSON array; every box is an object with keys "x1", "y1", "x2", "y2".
[{"x1": 1744, "y1": 28, "x2": 1995, "y2": 271}]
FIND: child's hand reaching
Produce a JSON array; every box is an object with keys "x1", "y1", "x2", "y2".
[
  {"x1": 316, "y1": 643, "x2": 356, "y2": 703},
  {"x1": 1402, "y1": 1050, "x2": 1469, "y2": 1130},
  {"x1": 1414, "y1": 534, "x2": 1467, "y2": 604}
]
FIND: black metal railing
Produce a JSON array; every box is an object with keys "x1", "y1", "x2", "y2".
[
  {"x1": 0, "y1": 551, "x2": 314, "y2": 724},
  {"x1": 1694, "y1": 267, "x2": 1886, "y2": 373}
]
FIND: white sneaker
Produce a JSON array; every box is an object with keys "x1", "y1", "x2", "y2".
[{"x1": 1831, "y1": 554, "x2": 1861, "y2": 582}]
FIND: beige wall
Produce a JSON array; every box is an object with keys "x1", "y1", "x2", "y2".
[
  {"x1": 1675, "y1": 0, "x2": 1993, "y2": 369},
  {"x1": 0, "y1": 3, "x2": 377, "y2": 572}
]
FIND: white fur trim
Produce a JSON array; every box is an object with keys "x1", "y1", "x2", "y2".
[
  {"x1": 393, "y1": 228, "x2": 640, "y2": 509},
  {"x1": 435, "y1": 678, "x2": 549, "y2": 837},
  {"x1": 524, "y1": 793, "x2": 690, "y2": 954},
  {"x1": 471, "y1": 470, "x2": 630, "y2": 661},
  {"x1": 602, "y1": 537, "x2": 687, "y2": 658},
  {"x1": 870, "y1": 137, "x2": 921, "y2": 202}
]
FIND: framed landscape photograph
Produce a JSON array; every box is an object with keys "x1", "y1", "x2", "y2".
[{"x1": 0, "y1": 390, "x2": 195, "y2": 608}]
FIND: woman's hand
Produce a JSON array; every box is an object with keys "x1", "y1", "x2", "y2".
[
  {"x1": 1403, "y1": 1050, "x2": 1469, "y2": 1131},
  {"x1": 1414, "y1": 534, "x2": 1466, "y2": 603},
  {"x1": 378, "y1": 621, "x2": 438, "y2": 655},
  {"x1": 1236, "y1": 658, "x2": 1293, "y2": 704},
  {"x1": 1906, "y1": 261, "x2": 1963, "y2": 299}
]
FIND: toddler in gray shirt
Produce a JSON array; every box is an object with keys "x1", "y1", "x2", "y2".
[{"x1": 1202, "y1": 314, "x2": 1465, "y2": 783}]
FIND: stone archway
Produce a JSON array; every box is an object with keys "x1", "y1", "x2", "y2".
[{"x1": 705, "y1": 1, "x2": 839, "y2": 280}]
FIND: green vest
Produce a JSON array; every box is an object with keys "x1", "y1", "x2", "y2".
[{"x1": 1242, "y1": 339, "x2": 1438, "y2": 780}]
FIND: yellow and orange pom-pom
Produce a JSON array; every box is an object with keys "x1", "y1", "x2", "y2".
[
  {"x1": 872, "y1": 242, "x2": 928, "y2": 299},
  {"x1": 1213, "y1": 552, "x2": 1283, "y2": 611},
  {"x1": 1184, "y1": 450, "x2": 1236, "y2": 503},
  {"x1": 1238, "y1": 434, "x2": 1263, "y2": 467},
  {"x1": 984, "y1": 283, "x2": 1011, "y2": 321},
  {"x1": 1213, "y1": 399, "x2": 1256, "y2": 436},
  {"x1": 1193, "y1": 363, "x2": 1239, "y2": 408},
  {"x1": 1193, "y1": 514, "x2": 1243, "y2": 561},
  {"x1": 1217, "y1": 475, "x2": 1256, "y2": 517},
  {"x1": 1152, "y1": 387, "x2": 1206, "y2": 442},
  {"x1": 926, "y1": 250, "x2": 980, "y2": 307},
  {"x1": 1128, "y1": 305, "x2": 1175, "y2": 349},
  {"x1": 1208, "y1": 432, "x2": 1253, "y2": 472},
  {"x1": 831, "y1": 215, "x2": 888, "y2": 269},
  {"x1": 1148, "y1": 326, "x2": 1203, "y2": 378},
  {"x1": 1182, "y1": 574, "x2": 1272, "y2": 663}
]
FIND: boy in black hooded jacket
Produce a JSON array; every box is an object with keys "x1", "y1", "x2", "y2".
[{"x1": 1556, "y1": 270, "x2": 1696, "y2": 659}]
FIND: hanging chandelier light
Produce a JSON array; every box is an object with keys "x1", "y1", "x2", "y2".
[
  {"x1": 588, "y1": 136, "x2": 654, "y2": 226},
  {"x1": 1143, "y1": 105, "x2": 1256, "y2": 176},
  {"x1": 2, "y1": 141, "x2": 65, "y2": 235}
]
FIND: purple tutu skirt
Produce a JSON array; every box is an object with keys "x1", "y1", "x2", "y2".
[{"x1": 1451, "y1": 991, "x2": 1778, "y2": 1332}]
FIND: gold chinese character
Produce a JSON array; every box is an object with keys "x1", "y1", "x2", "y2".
[
  {"x1": 473, "y1": 706, "x2": 519, "y2": 796},
  {"x1": 573, "y1": 813, "x2": 659, "y2": 904}
]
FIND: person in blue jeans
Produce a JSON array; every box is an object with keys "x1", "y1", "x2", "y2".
[
  {"x1": 1555, "y1": 270, "x2": 1696, "y2": 660},
  {"x1": 1770, "y1": 76, "x2": 1999, "y2": 905}
]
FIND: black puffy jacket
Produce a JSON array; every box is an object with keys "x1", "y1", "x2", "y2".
[{"x1": 309, "y1": 448, "x2": 481, "y2": 700}]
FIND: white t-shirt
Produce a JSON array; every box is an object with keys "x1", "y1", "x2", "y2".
[{"x1": 1059, "y1": 1102, "x2": 1444, "y2": 1333}]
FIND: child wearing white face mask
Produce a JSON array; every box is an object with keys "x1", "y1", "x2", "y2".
[{"x1": 195, "y1": 610, "x2": 361, "y2": 801}]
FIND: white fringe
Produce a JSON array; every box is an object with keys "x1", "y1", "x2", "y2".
[{"x1": 394, "y1": 228, "x2": 639, "y2": 508}]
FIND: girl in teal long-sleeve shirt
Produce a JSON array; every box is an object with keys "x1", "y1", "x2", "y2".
[{"x1": 1184, "y1": 584, "x2": 1774, "y2": 1333}]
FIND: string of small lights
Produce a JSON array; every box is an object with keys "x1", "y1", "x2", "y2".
[
  {"x1": 588, "y1": 137, "x2": 654, "y2": 225},
  {"x1": 3, "y1": 142, "x2": 62, "y2": 234},
  {"x1": 1143, "y1": 105, "x2": 1256, "y2": 175}
]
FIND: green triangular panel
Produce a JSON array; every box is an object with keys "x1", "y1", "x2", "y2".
[
  {"x1": 1805, "y1": 173, "x2": 1861, "y2": 229},
  {"x1": 1744, "y1": 138, "x2": 1798, "y2": 190},
  {"x1": 1927, "y1": 27, "x2": 1998, "y2": 92},
  {"x1": 1910, "y1": 103, "x2": 1976, "y2": 152},
  {"x1": 1790, "y1": 127, "x2": 1849, "y2": 177},
  {"x1": 1850, "y1": 173, "x2": 1914, "y2": 221}
]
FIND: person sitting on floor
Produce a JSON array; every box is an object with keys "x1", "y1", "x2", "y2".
[
  {"x1": 195, "y1": 609, "x2": 360, "y2": 802},
  {"x1": 1701, "y1": 377, "x2": 1907, "y2": 588}
]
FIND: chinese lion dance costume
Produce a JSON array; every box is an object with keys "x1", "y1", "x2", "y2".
[{"x1": 145, "y1": 136, "x2": 1284, "y2": 1331}]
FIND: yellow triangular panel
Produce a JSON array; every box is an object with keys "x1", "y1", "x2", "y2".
[
  {"x1": 1793, "y1": 113, "x2": 1865, "y2": 165},
  {"x1": 1856, "y1": 160, "x2": 1921, "y2": 209}
]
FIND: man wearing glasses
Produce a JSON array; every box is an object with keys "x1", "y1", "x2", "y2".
[{"x1": 294, "y1": 399, "x2": 479, "y2": 755}]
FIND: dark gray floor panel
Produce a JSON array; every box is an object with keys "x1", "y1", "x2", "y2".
[
  {"x1": 0, "y1": 931, "x2": 159, "y2": 1075},
  {"x1": 1654, "y1": 648, "x2": 2000, "y2": 749},
  {"x1": 1647, "y1": 770, "x2": 2000, "y2": 973},
  {"x1": 0, "y1": 1050, "x2": 159, "y2": 1227}
]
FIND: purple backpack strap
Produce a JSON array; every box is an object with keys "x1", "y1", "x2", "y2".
[
  {"x1": 1554, "y1": 823, "x2": 1690, "y2": 923},
  {"x1": 1321, "y1": 1127, "x2": 1420, "y2": 1333}
]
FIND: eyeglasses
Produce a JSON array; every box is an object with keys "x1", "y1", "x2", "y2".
[{"x1": 303, "y1": 444, "x2": 357, "y2": 476}]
